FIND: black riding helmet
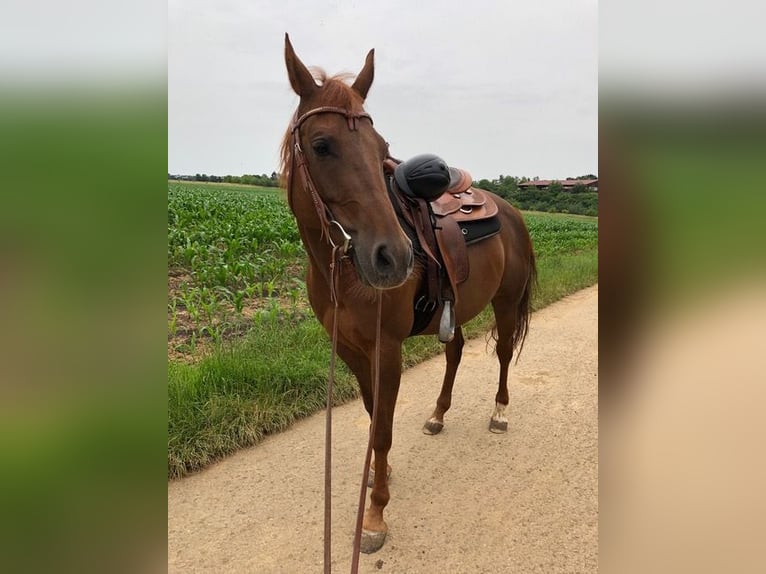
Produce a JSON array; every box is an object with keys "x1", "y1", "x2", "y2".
[{"x1": 393, "y1": 153, "x2": 452, "y2": 201}]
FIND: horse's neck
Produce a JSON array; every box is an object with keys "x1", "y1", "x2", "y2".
[{"x1": 299, "y1": 224, "x2": 332, "y2": 275}]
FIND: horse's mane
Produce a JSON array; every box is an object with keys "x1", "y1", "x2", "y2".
[{"x1": 279, "y1": 69, "x2": 365, "y2": 189}]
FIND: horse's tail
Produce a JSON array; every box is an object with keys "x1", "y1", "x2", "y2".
[
  {"x1": 511, "y1": 248, "x2": 537, "y2": 362},
  {"x1": 490, "y1": 246, "x2": 537, "y2": 362}
]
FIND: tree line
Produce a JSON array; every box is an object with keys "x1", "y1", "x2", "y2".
[
  {"x1": 168, "y1": 172, "x2": 280, "y2": 187},
  {"x1": 168, "y1": 171, "x2": 597, "y2": 216},
  {"x1": 473, "y1": 175, "x2": 598, "y2": 216}
]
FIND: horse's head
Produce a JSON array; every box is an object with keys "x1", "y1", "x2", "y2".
[{"x1": 282, "y1": 35, "x2": 413, "y2": 290}]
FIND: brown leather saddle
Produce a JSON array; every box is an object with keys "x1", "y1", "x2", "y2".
[{"x1": 384, "y1": 156, "x2": 501, "y2": 341}]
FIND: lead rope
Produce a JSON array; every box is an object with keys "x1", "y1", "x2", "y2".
[
  {"x1": 324, "y1": 249, "x2": 383, "y2": 574},
  {"x1": 350, "y1": 292, "x2": 383, "y2": 574},
  {"x1": 325, "y1": 245, "x2": 342, "y2": 574},
  {"x1": 291, "y1": 105, "x2": 373, "y2": 573}
]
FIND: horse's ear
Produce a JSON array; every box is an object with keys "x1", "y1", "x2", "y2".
[
  {"x1": 284, "y1": 33, "x2": 317, "y2": 98},
  {"x1": 351, "y1": 49, "x2": 375, "y2": 101}
]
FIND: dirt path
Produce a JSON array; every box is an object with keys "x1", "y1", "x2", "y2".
[{"x1": 168, "y1": 285, "x2": 598, "y2": 573}]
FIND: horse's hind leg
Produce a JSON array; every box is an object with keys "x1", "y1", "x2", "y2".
[
  {"x1": 489, "y1": 297, "x2": 517, "y2": 433},
  {"x1": 423, "y1": 325, "x2": 464, "y2": 435}
]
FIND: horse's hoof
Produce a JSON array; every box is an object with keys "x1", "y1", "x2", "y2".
[
  {"x1": 489, "y1": 418, "x2": 508, "y2": 433},
  {"x1": 360, "y1": 529, "x2": 387, "y2": 554},
  {"x1": 422, "y1": 418, "x2": 444, "y2": 435}
]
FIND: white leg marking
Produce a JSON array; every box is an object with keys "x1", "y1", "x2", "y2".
[{"x1": 491, "y1": 402, "x2": 508, "y2": 424}]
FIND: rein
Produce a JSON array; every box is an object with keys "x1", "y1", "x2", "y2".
[
  {"x1": 289, "y1": 106, "x2": 382, "y2": 574},
  {"x1": 350, "y1": 292, "x2": 382, "y2": 574}
]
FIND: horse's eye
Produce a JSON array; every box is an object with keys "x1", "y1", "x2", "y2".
[{"x1": 312, "y1": 139, "x2": 331, "y2": 157}]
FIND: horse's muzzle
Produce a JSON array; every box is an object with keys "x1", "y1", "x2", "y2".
[{"x1": 356, "y1": 238, "x2": 413, "y2": 289}]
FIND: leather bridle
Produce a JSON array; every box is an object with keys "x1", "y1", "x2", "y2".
[
  {"x1": 288, "y1": 106, "x2": 373, "y2": 254},
  {"x1": 288, "y1": 105, "x2": 383, "y2": 574}
]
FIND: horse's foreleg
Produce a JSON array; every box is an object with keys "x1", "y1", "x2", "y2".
[
  {"x1": 360, "y1": 343, "x2": 402, "y2": 554},
  {"x1": 360, "y1": 447, "x2": 391, "y2": 553},
  {"x1": 336, "y1": 340, "x2": 392, "y2": 486},
  {"x1": 423, "y1": 326, "x2": 464, "y2": 435}
]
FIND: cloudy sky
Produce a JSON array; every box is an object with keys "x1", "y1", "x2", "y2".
[{"x1": 168, "y1": 0, "x2": 597, "y2": 180}]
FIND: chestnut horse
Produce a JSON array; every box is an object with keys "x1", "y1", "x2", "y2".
[{"x1": 280, "y1": 35, "x2": 536, "y2": 554}]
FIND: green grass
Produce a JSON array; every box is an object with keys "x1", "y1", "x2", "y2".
[
  {"x1": 524, "y1": 212, "x2": 598, "y2": 308},
  {"x1": 167, "y1": 183, "x2": 598, "y2": 479},
  {"x1": 168, "y1": 319, "x2": 358, "y2": 478},
  {"x1": 535, "y1": 252, "x2": 598, "y2": 307}
]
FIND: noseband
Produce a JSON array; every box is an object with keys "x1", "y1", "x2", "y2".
[{"x1": 288, "y1": 106, "x2": 373, "y2": 254}]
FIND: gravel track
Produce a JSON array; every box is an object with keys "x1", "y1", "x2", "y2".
[{"x1": 168, "y1": 285, "x2": 598, "y2": 573}]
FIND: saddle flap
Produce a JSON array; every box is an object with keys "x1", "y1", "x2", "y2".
[{"x1": 435, "y1": 217, "x2": 469, "y2": 286}]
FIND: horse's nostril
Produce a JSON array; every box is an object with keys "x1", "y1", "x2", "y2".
[{"x1": 375, "y1": 244, "x2": 394, "y2": 271}]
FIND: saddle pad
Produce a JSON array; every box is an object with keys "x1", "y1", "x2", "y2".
[{"x1": 459, "y1": 216, "x2": 501, "y2": 245}]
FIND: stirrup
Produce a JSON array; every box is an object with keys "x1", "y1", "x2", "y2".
[{"x1": 438, "y1": 300, "x2": 456, "y2": 343}]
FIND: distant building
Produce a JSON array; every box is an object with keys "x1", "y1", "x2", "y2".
[{"x1": 519, "y1": 178, "x2": 598, "y2": 192}]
